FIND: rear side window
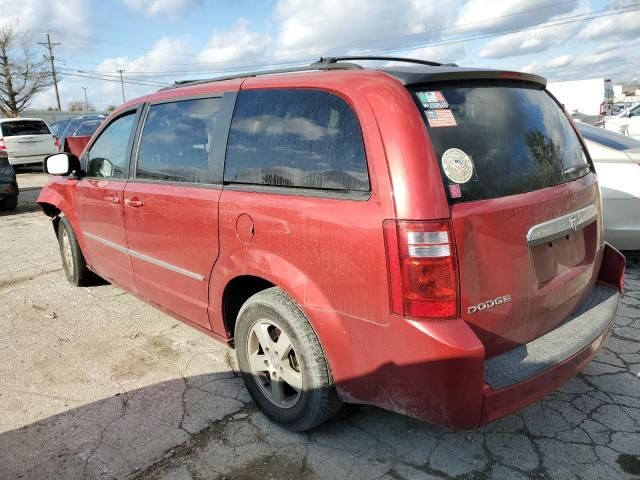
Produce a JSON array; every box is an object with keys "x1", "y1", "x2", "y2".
[
  {"x1": 136, "y1": 98, "x2": 220, "y2": 184},
  {"x1": 1, "y1": 120, "x2": 50, "y2": 136},
  {"x1": 74, "y1": 120, "x2": 101, "y2": 136},
  {"x1": 413, "y1": 82, "x2": 590, "y2": 203},
  {"x1": 224, "y1": 89, "x2": 369, "y2": 192}
]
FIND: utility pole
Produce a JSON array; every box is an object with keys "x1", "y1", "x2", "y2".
[
  {"x1": 38, "y1": 32, "x2": 61, "y2": 111},
  {"x1": 116, "y1": 68, "x2": 126, "y2": 103},
  {"x1": 81, "y1": 86, "x2": 88, "y2": 113}
]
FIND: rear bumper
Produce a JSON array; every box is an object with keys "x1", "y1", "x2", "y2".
[
  {"x1": 8, "y1": 154, "x2": 50, "y2": 166},
  {"x1": 322, "y1": 243, "x2": 625, "y2": 429},
  {"x1": 480, "y1": 281, "x2": 619, "y2": 425}
]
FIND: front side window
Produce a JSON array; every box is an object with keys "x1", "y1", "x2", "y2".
[
  {"x1": 86, "y1": 113, "x2": 136, "y2": 178},
  {"x1": 136, "y1": 97, "x2": 220, "y2": 184},
  {"x1": 224, "y1": 89, "x2": 369, "y2": 192}
]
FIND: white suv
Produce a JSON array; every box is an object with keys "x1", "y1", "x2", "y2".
[
  {"x1": 0, "y1": 118, "x2": 58, "y2": 167},
  {"x1": 604, "y1": 103, "x2": 640, "y2": 139}
]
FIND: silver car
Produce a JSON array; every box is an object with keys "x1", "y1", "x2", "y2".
[{"x1": 577, "y1": 121, "x2": 640, "y2": 250}]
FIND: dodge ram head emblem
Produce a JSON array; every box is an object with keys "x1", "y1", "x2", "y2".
[{"x1": 569, "y1": 215, "x2": 579, "y2": 232}]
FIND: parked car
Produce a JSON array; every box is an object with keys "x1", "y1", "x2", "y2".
[
  {"x1": 49, "y1": 119, "x2": 72, "y2": 139},
  {"x1": 0, "y1": 118, "x2": 57, "y2": 167},
  {"x1": 604, "y1": 103, "x2": 640, "y2": 139},
  {"x1": 60, "y1": 119, "x2": 104, "y2": 157},
  {"x1": 56, "y1": 114, "x2": 106, "y2": 152},
  {"x1": 0, "y1": 150, "x2": 18, "y2": 211},
  {"x1": 37, "y1": 57, "x2": 625, "y2": 431},
  {"x1": 576, "y1": 121, "x2": 640, "y2": 250}
]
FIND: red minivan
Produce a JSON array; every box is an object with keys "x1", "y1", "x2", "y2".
[{"x1": 38, "y1": 57, "x2": 625, "y2": 431}]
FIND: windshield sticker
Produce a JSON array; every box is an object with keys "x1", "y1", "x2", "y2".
[
  {"x1": 442, "y1": 148, "x2": 474, "y2": 184},
  {"x1": 449, "y1": 184, "x2": 462, "y2": 198},
  {"x1": 426, "y1": 109, "x2": 457, "y2": 128},
  {"x1": 417, "y1": 91, "x2": 449, "y2": 110}
]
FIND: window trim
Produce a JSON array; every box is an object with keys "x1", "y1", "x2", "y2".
[
  {"x1": 129, "y1": 92, "x2": 236, "y2": 186},
  {"x1": 221, "y1": 87, "x2": 371, "y2": 196},
  {"x1": 81, "y1": 105, "x2": 143, "y2": 181}
]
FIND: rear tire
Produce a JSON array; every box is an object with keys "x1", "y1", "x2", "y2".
[
  {"x1": 0, "y1": 196, "x2": 17, "y2": 211},
  {"x1": 235, "y1": 287, "x2": 342, "y2": 431},
  {"x1": 57, "y1": 217, "x2": 94, "y2": 286}
]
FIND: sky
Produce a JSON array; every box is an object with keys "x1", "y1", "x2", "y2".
[{"x1": 0, "y1": 0, "x2": 639, "y2": 111}]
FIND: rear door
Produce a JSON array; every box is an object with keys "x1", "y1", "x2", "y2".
[
  {"x1": 411, "y1": 81, "x2": 602, "y2": 357},
  {"x1": 75, "y1": 107, "x2": 140, "y2": 290},
  {"x1": 123, "y1": 93, "x2": 234, "y2": 330},
  {"x1": 0, "y1": 120, "x2": 56, "y2": 159}
]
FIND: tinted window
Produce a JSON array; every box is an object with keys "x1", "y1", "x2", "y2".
[
  {"x1": 74, "y1": 120, "x2": 101, "y2": 136},
  {"x1": 49, "y1": 120, "x2": 70, "y2": 137},
  {"x1": 577, "y1": 122, "x2": 640, "y2": 151},
  {"x1": 224, "y1": 89, "x2": 369, "y2": 192},
  {"x1": 1, "y1": 120, "x2": 50, "y2": 136},
  {"x1": 414, "y1": 82, "x2": 589, "y2": 203},
  {"x1": 86, "y1": 113, "x2": 136, "y2": 178},
  {"x1": 136, "y1": 98, "x2": 219, "y2": 183}
]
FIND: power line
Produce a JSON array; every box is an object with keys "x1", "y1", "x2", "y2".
[
  {"x1": 57, "y1": 71, "x2": 169, "y2": 88},
  {"x1": 57, "y1": 1, "x2": 640, "y2": 80},
  {"x1": 38, "y1": 32, "x2": 61, "y2": 111},
  {"x1": 51, "y1": 0, "x2": 581, "y2": 65}
]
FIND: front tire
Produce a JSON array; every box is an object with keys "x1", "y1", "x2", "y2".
[
  {"x1": 57, "y1": 217, "x2": 94, "y2": 286},
  {"x1": 235, "y1": 287, "x2": 342, "y2": 431}
]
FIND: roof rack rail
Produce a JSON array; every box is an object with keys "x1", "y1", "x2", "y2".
[
  {"x1": 161, "y1": 59, "x2": 363, "y2": 91},
  {"x1": 160, "y1": 55, "x2": 457, "y2": 91},
  {"x1": 314, "y1": 56, "x2": 458, "y2": 68}
]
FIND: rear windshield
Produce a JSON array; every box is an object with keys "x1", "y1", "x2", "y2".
[
  {"x1": 412, "y1": 82, "x2": 590, "y2": 203},
  {"x1": 577, "y1": 121, "x2": 640, "y2": 151},
  {"x1": 1, "y1": 120, "x2": 50, "y2": 137}
]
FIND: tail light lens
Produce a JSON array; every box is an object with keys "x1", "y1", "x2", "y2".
[
  {"x1": 0, "y1": 137, "x2": 5, "y2": 150},
  {"x1": 384, "y1": 220, "x2": 459, "y2": 319}
]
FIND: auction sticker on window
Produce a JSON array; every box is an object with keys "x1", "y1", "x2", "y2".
[
  {"x1": 426, "y1": 109, "x2": 457, "y2": 128},
  {"x1": 442, "y1": 148, "x2": 474, "y2": 184},
  {"x1": 417, "y1": 91, "x2": 449, "y2": 110}
]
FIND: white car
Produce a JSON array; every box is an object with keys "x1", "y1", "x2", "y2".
[
  {"x1": 0, "y1": 118, "x2": 58, "y2": 167},
  {"x1": 577, "y1": 121, "x2": 640, "y2": 250},
  {"x1": 603, "y1": 103, "x2": 640, "y2": 139}
]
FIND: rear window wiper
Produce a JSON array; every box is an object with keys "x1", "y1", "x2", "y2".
[{"x1": 562, "y1": 164, "x2": 590, "y2": 177}]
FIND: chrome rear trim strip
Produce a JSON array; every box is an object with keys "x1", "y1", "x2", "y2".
[
  {"x1": 84, "y1": 232, "x2": 205, "y2": 281},
  {"x1": 526, "y1": 204, "x2": 598, "y2": 246}
]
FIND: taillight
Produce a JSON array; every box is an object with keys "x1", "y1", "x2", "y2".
[
  {"x1": 0, "y1": 137, "x2": 5, "y2": 150},
  {"x1": 383, "y1": 220, "x2": 459, "y2": 320}
]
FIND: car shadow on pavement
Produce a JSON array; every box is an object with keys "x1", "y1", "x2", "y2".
[
  {"x1": 1, "y1": 357, "x2": 639, "y2": 480},
  {"x1": 0, "y1": 186, "x2": 45, "y2": 217}
]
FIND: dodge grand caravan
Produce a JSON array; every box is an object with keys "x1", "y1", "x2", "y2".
[{"x1": 38, "y1": 57, "x2": 625, "y2": 431}]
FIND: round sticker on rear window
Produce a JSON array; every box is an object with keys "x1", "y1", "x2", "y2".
[{"x1": 442, "y1": 148, "x2": 474, "y2": 184}]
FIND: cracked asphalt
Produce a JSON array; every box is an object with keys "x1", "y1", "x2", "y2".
[{"x1": 0, "y1": 171, "x2": 639, "y2": 480}]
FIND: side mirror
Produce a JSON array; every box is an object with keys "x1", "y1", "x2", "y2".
[{"x1": 44, "y1": 153, "x2": 81, "y2": 176}]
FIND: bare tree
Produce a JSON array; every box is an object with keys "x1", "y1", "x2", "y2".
[
  {"x1": 68, "y1": 100, "x2": 95, "y2": 112},
  {"x1": 0, "y1": 26, "x2": 52, "y2": 117}
]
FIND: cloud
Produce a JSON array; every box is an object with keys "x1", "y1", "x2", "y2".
[
  {"x1": 454, "y1": 0, "x2": 577, "y2": 34},
  {"x1": 0, "y1": 0, "x2": 92, "y2": 45},
  {"x1": 478, "y1": 24, "x2": 576, "y2": 59},
  {"x1": 273, "y1": 0, "x2": 464, "y2": 58},
  {"x1": 122, "y1": 0, "x2": 202, "y2": 16},
  {"x1": 577, "y1": 9, "x2": 640, "y2": 41},
  {"x1": 196, "y1": 20, "x2": 271, "y2": 65}
]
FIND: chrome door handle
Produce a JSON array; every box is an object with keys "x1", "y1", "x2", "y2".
[
  {"x1": 104, "y1": 194, "x2": 120, "y2": 204},
  {"x1": 125, "y1": 198, "x2": 144, "y2": 208}
]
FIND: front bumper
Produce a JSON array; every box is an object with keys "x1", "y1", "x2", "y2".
[{"x1": 319, "y1": 243, "x2": 625, "y2": 429}]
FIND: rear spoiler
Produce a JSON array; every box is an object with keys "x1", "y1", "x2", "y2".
[{"x1": 382, "y1": 67, "x2": 547, "y2": 88}]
